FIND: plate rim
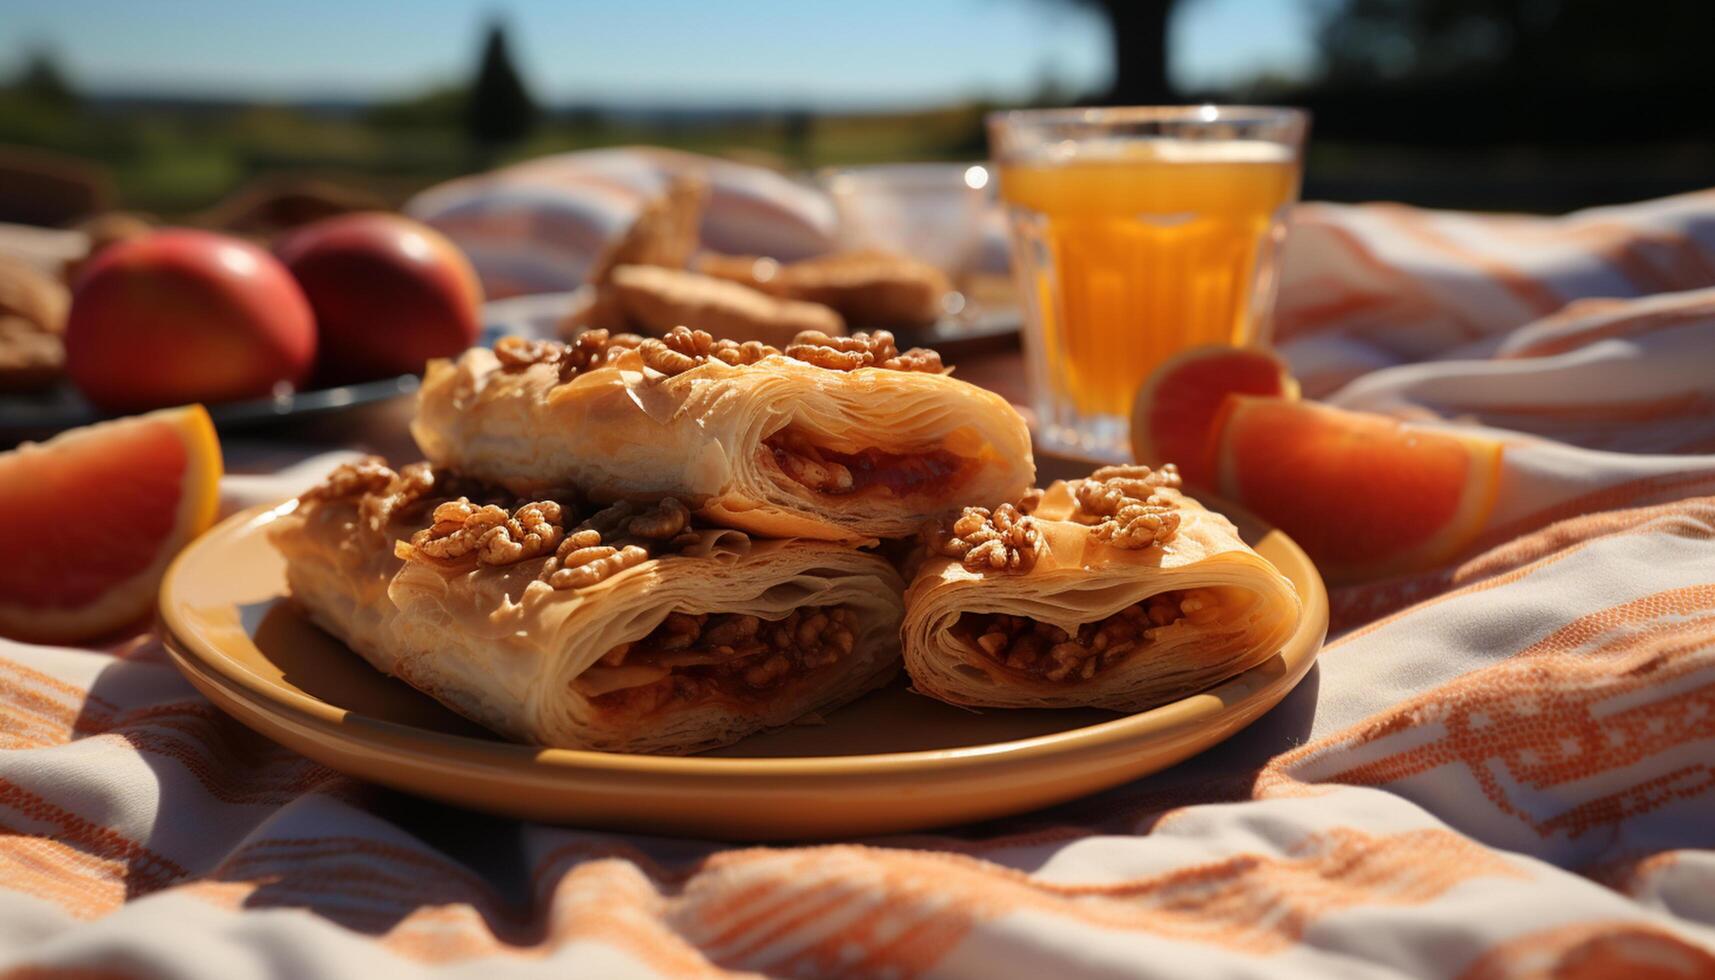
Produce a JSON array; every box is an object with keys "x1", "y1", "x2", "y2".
[{"x1": 159, "y1": 500, "x2": 1328, "y2": 780}]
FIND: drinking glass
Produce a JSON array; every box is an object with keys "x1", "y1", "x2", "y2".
[{"x1": 989, "y1": 105, "x2": 1307, "y2": 459}]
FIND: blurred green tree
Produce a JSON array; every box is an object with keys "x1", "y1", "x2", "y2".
[
  {"x1": 1314, "y1": 0, "x2": 1707, "y2": 88},
  {"x1": 466, "y1": 21, "x2": 537, "y2": 149},
  {"x1": 1303, "y1": 0, "x2": 1711, "y2": 143},
  {"x1": 11, "y1": 47, "x2": 78, "y2": 107}
]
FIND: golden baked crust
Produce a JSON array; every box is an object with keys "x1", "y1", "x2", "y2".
[
  {"x1": 586, "y1": 174, "x2": 707, "y2": 286},
  {"x1": 902, "y1": 478, "x2": 1301, "y2": 712},
  {"x1": 272, "y1": 459, "x2": 907, "y2": 754},
  {"x1": 698, "y1": 249, "x2": 950, "y2": 329},
  {"x1": 412, "y1": 335, "x2": 1035, "y2": 543},
  {"x1": 606, "y1": 264, "x2": 844, "y2": 347}
]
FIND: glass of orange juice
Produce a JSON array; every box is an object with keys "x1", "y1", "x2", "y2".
[{"x1": 989, "y1": 105, "x2": 1308, "y2": 459}]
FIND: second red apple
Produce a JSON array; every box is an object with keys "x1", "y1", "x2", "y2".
[{"x1": 278, "y1": 212, "x2": 483, "y2": 383}]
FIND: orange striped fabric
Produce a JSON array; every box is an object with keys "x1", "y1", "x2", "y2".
[{"x1": 6, "y1": 182, "x2": 1715, "y2": 978}]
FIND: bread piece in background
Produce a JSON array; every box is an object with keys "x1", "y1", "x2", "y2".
[
  {"x1": 698, "y1": 249, "x2": 950, "y2": 330},
  {"x1": 607, "y1": 264, "x2": 844, "y2": 348},
  {"x1": 562, "y1": 174, "x2": 713, "y2": 336},
  {"x1": 586, "y1": 174, "x2": 707, "y2": 285},
  {"x1": 0, "y1": 254, "x2": 70, "y2": 392}
]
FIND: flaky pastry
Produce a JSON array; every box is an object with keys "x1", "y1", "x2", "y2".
[
  {"x1": 902, "y1": 466, "x2": 1301, "y2": 711},
  {"x1": 413, "y1": 329, "x2": 1034, "y2": 543},
  {"x1": 272, "y1": 459, "x2": 906, "y2": 754}
]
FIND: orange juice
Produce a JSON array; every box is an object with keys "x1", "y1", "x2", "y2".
[{"x1": 998, "y1": 141, "x2": 1300, "y2": 450}]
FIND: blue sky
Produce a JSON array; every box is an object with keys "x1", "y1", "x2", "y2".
[{"x1": 3, "y1": 0, "x2": 1317, "y2": 108}]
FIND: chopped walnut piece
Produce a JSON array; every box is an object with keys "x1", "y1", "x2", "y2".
[
  {"x1": 589, "y1": 606, "x2": 857, "y2": 711},
  {"x1": 406, "y1": 497, "x2": 566, "y2": 569},
  {"x1": 493, "y1": 329, "x2": 639, "y2": 382},
  {"x1": 930, "y1": 502, "x2": 1043, "y2": 573},
  {"x1": 1066, "y1": 464, "x2": 1183, "y2": 551},
  {"x1": 955, "y1": 589, "x2": 1218, "y2": 682},
  {"x1": 1087, "y1": 463, "x2": 1182, "y2": 499},
  {"x1": 710, "y1": 339, "x2": 778, "y2": 366},
  {"x1": 880, "y1": 346, "x2": 943, "y2": 372},
  {"x1": 355, "y1": 461, "x2": 439, "y2": 532},
  {"x1": 573, "y1": 501, "x2": 642, "y2": 539},
  {"x1": 479, "y1": 500, "x2": 566, "y2": 565},
  {"x1": 410, "y1": 499, "x2": 509, "y2": 566},
  {"x1": 636, "y1": 335, "x2": 699, "y2": 375},
  {"x1": 783, "y1": 329, "x2": 942, "y2": 373},
  {"x1": 636, "y1": 326, "x2": 780, "y2": 377},
  {"x1": 545, "y1": 543, "x2": 649, "y2": 590},
  {"x1": 301, "y1": 457, "x2": 396, "y2": 502},
  {"x1": 768, "y1": 430, "x2": 855, "y2": 493},
  {"x1": 1091, "y1": 504, "x2": 1180, "y2": 550},
  {"x1": 493, "y1": 336, "x2": 565, "y2": 370},
  {"x1": 626, "y1": 497, "x2": 690, "y2": 540}
]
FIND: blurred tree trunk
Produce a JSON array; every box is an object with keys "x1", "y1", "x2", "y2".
[
  {"x1": 465, "y1": 21, "x2": 537, "y2": 169},
  {"x1": 1098, "y1": 0, "x2": 1173, "y2": 105}
]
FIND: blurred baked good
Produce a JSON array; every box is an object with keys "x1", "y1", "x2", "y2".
[
  {"x1": 606, "y1": 264, "x2": 844, "y2": 348},
  {"x1": 586, "y1": 174, "x2": 707, "y2": 285},
  {"x1": 0, "y1": 145, "x2": 114, "y2": 227},
  {"x1": 195, "y1": 176, "x2": 389, "y2": 237},
  {"x1": 0, "y1": 254, "x2": 70, "y2": 392},
  {"x1": 699, "y1": 249, "x2": 950, "y2": 329},
  {"x1": 0, "y1": 315, "x2": 64, "y2": 392}
]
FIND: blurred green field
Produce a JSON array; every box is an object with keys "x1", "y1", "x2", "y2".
[{"x1": 0, "y1": 85, "x2": 994, "y2": 220}]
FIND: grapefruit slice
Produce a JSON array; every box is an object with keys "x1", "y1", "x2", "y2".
[
  {"x1": 1131, "y1": 345, "x2": 1299, "y2": 488},
  {"x1": 1214, "y1": 396, "x2": 1503, "y2": 583},
  {"x1": 0, "y1": 406, "x2": 222, "y2": 642}
]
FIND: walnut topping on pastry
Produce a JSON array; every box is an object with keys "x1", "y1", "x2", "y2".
[
  {"x1": 357, "y1": 461, "x2": 438, "y2": 533},
  {"x1": 407, "y1": 497, "x2": 566, "y2": 569},
  {"x1": 955, "y1": 588, "x2": 1223, "y2": 682},
  {"x1": 766, "y1": 429, "x2": 856, "y2": 493},
  {"x1": 930, "y1": 502, "x2": 1043, "y2": 573},
  {"x1": 537, "y1": 496, "x2": 721, "y2": 590},
  {"x1": 301, "y1": 459, "x2": 531, "y2": 545},
  {"x1": 624, "y1": 496, "x2": 690, "y2": 540},
  {"x1": 494, "y1": 330, "x2": 643, "y2": 382},
  {"x1": 301, "y1": 457, "x2": 397, "y2": 502},
  {"x1": 493, "y1": 336, "x2": 564, "y2": 371},
  {"x1": 1067, "y1": 464, "x2": 1183, "y2": 550},
  {"x1": 586, "y1": 606, "x2": 859, "y2": 713},
  {"x1": 783, "y1": 329, "x2": 943, "y2": 373},
  {"x1": 544, "y1": 533, "x2": 649, "y2": 590},
  {"x1": 636, "y1": 326, "x2": 779, "y2": 377}
]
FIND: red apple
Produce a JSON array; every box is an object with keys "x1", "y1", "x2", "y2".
[
  {"x1": 65, "y1": 229, "x2": 317, "y2": 412},
  {"x1": 276, "y1": 212, "x2": 483, "y2": 383}
]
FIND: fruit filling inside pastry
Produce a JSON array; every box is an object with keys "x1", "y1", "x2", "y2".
[
  {"x1": 763, "y1": 427, "x2": 973, "y2": 499},
  {"x1": 951, "y1": 588, "x2": 1234, "y2": 683},
  {"x1": 573, "y1": 606, "x2": 859, "y2": 716}
]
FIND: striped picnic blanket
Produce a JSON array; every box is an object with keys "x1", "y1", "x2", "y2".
[{"x1": 4, "y1": 186, "x2": 1715, "y2": 978}]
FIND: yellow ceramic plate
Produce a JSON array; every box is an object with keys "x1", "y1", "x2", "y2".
[{"x1": 159, "y1": 501, "x2": 1327, "y2": 841}]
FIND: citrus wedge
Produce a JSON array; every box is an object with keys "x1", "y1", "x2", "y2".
[
  {"x1": 1131, "y1": 344, "x2": 1298, "y2": 488},
  {"x1": 0, "y1": 405, "x2": 223, "y2": 642},
  {"x1": 1213, "y1": 396, "x2": 1503, "y2": 583}
]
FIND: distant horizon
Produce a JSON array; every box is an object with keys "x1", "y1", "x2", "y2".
[{"x1": 3, "y1": 0, "x2": 1317, "y2": 113}]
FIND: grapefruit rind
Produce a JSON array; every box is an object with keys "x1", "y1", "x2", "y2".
[
  {"x1": 1130, "y1": 344, "x2": 1298, "y2": 487},
  {"x1": 0, "y1": 405, "x2": 222, "y2": 642},
  {"x1": 1213, "y1": 395, "x2": 1503, "y2": 583}
]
